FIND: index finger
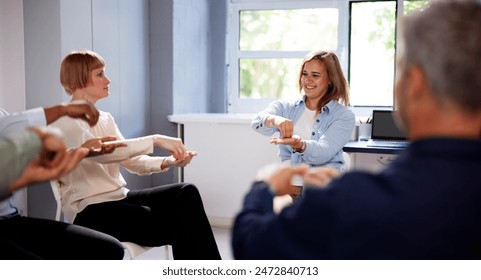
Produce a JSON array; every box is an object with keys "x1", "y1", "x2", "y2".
[
  {"x1": 187, "y1": 151, "x2": 198, "y2": 157},
  {"x1": 178, "y1": 145, "x2": 187, "y2": 159},
  {"x1": 100, "y1": 136, "x2": 119, "y2": 142}
]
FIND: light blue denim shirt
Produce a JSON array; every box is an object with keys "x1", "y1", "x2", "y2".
[{"x1": 251, "y1": 96, "x2": 355, "y2": 170}]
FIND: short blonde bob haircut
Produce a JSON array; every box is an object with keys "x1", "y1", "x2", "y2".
[
  {"x1": 298, "y1": 50, "x2": 350, "y2": 108},
  {"x1": 60, "y1": 50, "x2": 105, "y2": 96}
]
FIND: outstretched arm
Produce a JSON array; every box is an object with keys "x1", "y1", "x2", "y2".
[
  {"x1": 0, "y1": 101, "x2": 99, "y2": 138},
  {"x1": 44, "y1": 100, "x2": 99, "y2": 126}
]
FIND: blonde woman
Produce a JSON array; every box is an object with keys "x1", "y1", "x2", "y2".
[{"x1": 251, "y1": 51, "x2": 355, "y2": 198}]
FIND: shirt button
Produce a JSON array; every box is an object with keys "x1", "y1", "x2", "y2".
[
  {"x1": 316, "y1": 119, "x2": 320, "y2": 123},
  {"x1": 312, "y1": 132, "x2": 315, "y2": 136},
  {"x1": 323, "y1": 107, "x2": 327, "y2": 112}
]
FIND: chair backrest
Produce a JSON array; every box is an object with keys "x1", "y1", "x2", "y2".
[
  {"x1": 50, "y1": 180, "x2": 63, "y2": 222},
  {"x1": 49, "y1": 180, "x2": 167, "y2": 259},
  {"x1": 341, "y1": 152, "x2": 351, "y2": 173}
]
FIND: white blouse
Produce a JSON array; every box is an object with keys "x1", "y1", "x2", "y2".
[{"x1": 50, "y1": 111, "x2": 168, "y2": 223}]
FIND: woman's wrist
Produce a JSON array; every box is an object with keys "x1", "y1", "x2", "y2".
[
  {"x1": 153, "y1": 134, "x2": 163, "y2": 147},
  {"x1": 161, "y1": 156, "x2": 172, "y2": 170},
  {"x1": 265, "y1": 115, "x2": 276, "y2": 128},
  {"x1": 44, "y1": 105, "x2": 65, "y2": 125},
  {"x1": 293, "y1": 140, "x2": 306, "y2": 153}
]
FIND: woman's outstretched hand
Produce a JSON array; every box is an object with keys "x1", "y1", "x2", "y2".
[
  {"x1": 153, "y1": 134, "x2": 187, "y2": 159},
  {"x1": 161, "y1": 151, "x2": 198, "y2": 169}
]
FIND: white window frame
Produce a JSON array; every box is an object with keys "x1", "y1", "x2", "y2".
[
  {"x1": 227, "y1": 0, "x2": 349, "y2": 114},
  {"x1": 227, "y1": 0, "x2": 416, "y2": 117}
]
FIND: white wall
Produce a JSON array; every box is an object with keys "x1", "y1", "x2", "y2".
[
  {"x1": 171, "y1": 0, "x2": 227, "y2": 114},
  {"x1": 0, "y1": 0, "x2": 28, "y2": 215},
  {"x1": 0, "y1": 0, "x2": 26, "y2": 112},
  {"x1": 23, "y1": 0, "x2": 63, "y2": 109},
  {"x1": 173, "y1": 0, "x2": 209, "y2": 113}
]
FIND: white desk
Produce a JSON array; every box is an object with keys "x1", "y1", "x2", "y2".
[
  {"x1": 343, "y1": 140, "x2": 406, "y2": 154},
  {"x1": 343, "y1": 140, "x2": 405, "y2": 172}
]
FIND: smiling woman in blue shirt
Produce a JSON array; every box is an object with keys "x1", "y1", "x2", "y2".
[{"x1": 251, "y1": 51, "x2": 355, "y2": 198}]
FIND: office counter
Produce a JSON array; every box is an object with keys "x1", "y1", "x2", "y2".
[
  {"x1": 343, "y1": 140, "x2": 405, "y2": 154},
  {"x1": 343, "y1": 140, "x2": 406, "y2": 173}
]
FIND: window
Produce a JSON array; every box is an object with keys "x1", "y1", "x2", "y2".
[
  {"x1": 239, "y1": 9, "x2": 339, "y2": 100},
  {"x1": 227, "y1": 1, "x2": 344, "y2": 113},
  {"x1": 349, "y1": 0, "x2": 428, "y2": 107},
  {"x1": 227, "y1": 0, "x2": 428, "y2": 114}
]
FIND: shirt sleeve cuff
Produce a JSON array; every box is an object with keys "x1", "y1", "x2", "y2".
[{"x1": 27, "y1": 107, "x2": 48, "y2": 127}]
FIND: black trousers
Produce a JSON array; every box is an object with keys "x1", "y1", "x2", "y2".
[
  {"x1": 74, "y1": 183, "x2": 221, "y2": 260},
  {"x1": 0, "y1": 215, "x2": 124, "y2": 259}
]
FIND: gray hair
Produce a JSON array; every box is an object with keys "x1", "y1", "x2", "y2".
[{"x1": 400, "y1": 0, "x2": 481, "y2": 113}]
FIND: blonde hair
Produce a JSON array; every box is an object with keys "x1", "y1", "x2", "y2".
[
  {"x1": 60, "y1": 50, "x2": 105, "y2": 95},
  {"x1": 298, "y1": 51, "x2": 350, "y2": 108}
]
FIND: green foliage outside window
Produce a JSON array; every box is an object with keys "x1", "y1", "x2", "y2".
[
  {"x1": 236, "y1": 1, "x2": 427, "y2": 103},
  {"x1": 239, "y1": 9, "x2": 338, "y2": 99}
]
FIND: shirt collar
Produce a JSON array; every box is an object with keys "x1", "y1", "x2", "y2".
[{"x1": 297, "y1": 96, "x2": 335, "y2": 113}]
